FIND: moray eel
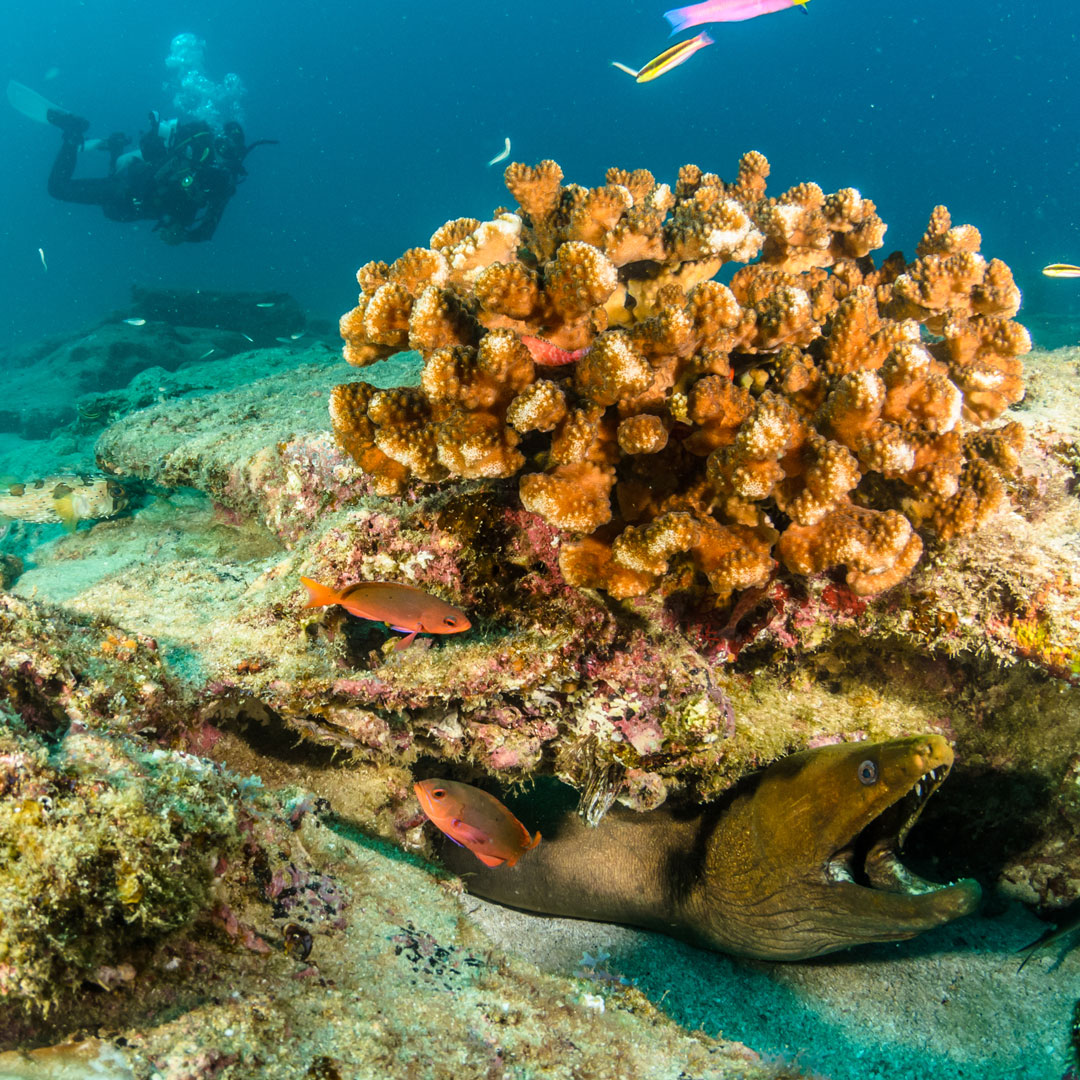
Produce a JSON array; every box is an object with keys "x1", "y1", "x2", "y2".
[{"x1": 436, "y1": 735, "x2": 981, "y2": 960}]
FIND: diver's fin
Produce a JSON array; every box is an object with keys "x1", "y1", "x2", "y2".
[{"x1": 6, "y1": 80, "x2": 62, "y2": 124}]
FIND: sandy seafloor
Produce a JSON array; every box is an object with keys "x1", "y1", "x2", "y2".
[
  {"x1": 0, "y1": 317, "x2": 1077, "y2": 1080},
  {"x1": 465, "y1": 896, "x2": 1076, "y2": 1080}
]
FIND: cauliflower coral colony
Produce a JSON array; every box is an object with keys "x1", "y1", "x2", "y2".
[{"x1": 331, "y1": 152, "x2": 1029, "y2": 604}]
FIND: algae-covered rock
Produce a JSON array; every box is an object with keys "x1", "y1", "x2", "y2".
[
  {"x1": 0, "y1": 710, "x2": 251, "y2": 1009},
  {"x1": 0, "y1": 708, "x2": 793, "y2": 1080},
  {"x1": 4, "y1": 324, "x2": 1080, "y2": 1076}
]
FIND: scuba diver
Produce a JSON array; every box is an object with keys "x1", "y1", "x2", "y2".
[{"x1": 8, "y1": 81, "x2": 274, "y2": 244}]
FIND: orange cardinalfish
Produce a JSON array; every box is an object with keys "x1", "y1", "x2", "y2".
[
  {"x1": 1042, "y1": 263, "x2": 1080, "y2": 279},
  {"x1": 414, "y1": 779, "x2": 541, "y2": 868},
  {"x1": 612, "y1": 31, "x2": 714, "y2": 83},
  {"x1": 299, "y1": 577, "x2": 471, "y2": 650}
]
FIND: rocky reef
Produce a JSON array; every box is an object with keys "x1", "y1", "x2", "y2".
[{"x1": 0, "y1": 162, "x2": 1076, "y2": 1075}]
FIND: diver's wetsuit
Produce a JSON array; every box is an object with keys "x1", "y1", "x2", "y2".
[{"x1": 47, "y1": 118, "x2": 241, "y2": 243}]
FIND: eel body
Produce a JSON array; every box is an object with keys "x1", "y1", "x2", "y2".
[{"x1": 436, "y1": 735, "x2": 981, "y2": 960}]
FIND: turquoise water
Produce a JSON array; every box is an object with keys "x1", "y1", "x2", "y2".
[
  {"x1": 0, "y1": 2, "x2": 1078, "y2": 1076},
  {"x1": 1, "y1": 0, "x2": 1077, "y2": 351}
]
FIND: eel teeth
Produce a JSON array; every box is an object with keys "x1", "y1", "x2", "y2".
[{"x1": 825, "y1": 856, "x2": 856, "y2": 884}]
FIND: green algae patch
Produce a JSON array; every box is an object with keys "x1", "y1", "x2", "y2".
[{"x1": 0, "y1": 711, "x2": 256, "y2": 1012}]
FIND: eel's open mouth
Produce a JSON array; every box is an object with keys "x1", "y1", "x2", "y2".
[{"x1": 825, "y1": 758, "x2": 955, "y2": 896}]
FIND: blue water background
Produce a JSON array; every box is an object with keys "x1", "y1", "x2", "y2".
[{"x1": 0, "y1": 0, "x2": 1076, "y2": 350}]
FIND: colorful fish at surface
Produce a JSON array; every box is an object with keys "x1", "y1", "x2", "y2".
[
  {"x1": 414, "y1": 779, "x2": 541, "y2": 868},
  {"x1": 299, "y1": 576, "x2": 471, "y2": 650},
  {"x1": 612, "y1": 31, "x2": 715, "y2": 83},
  {"x1": 664, "y1": 0, "x2": 809, "y2": 33},
  {"x1": 0, "y1": 474, "x2": 127, "y2": 532},
  {"x1": 1042, "y1": 263, "x2": 1080, "y2": 279}
]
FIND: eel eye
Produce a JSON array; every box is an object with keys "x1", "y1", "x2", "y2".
[
  {"x1": 431, "y1": 788, "x2": 446, "y2": 799},
  {"x1": 857, "y1": 760, "x2": 878, "y2": 786},
  {"x1": 443, "y1": 616, "x2": 458, "y2": 627}
]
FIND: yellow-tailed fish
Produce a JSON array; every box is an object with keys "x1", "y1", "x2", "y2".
[
  {"x1": 0, "y1": 475, "x2": 127, "y2": 532},
  {"x1": 1042, "y1": 263, "x2": 1080, "y2": 279},
  {"x1": 612, "y1": 31, "x2": 714, "y2": 83}
]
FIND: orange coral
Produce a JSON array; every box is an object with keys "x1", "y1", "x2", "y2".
[
  {"x1": 329, "y1": 382, "x2": 411, "y2": 495},
  {"x1": 519, "y1": 462, "x2": 614, "y2": 533},
  {"x1": 507, "y1": 380, "x2": 568, "y2": 434},
  {"x1": 617, "y1": 414, "x2": 669, "y2": 456},
  {"x1": 934, "y1": 315, "x2": 1029, "y2": 422},
  {"x1": 331, "y1": 155, "x2": 1029, "y2": 610},
  {"x1": 778, "y1": 505, "x2": 924, "y2": 596},
  {"x1": 558, "y1": 537, "x2": 656, "y2": 600}
]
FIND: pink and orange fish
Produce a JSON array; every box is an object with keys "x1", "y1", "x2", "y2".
[
  {"x1": 664, "y1": 0, "x2": 809, "y2": 33},
  {"x1": 414, "y1": 779, "x2": 541, "y2": 868},
  {"x1": 520, "y1": 334, "x2": 590, "y2": 366},
  {"x1": 300, "y1": 577, "x2": 470, "y2": 650}
]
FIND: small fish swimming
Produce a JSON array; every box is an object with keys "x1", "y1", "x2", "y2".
[
  {"x1": 664, "y1": 0, "x2": 809, "y2": 33},
  {"x1": 414, "y1": 779, "x2": 541, "y2": 868},
  {"x1": 38, "y1": 247, "x2": 47, "y2": 272},
  {"x1": 612, "y1": 32, "x2": 714, "y2": 83},
  {"x1": 256, "y1": 301, "x2": 276, "y2": 308},
  {"x1": 123, "y1": 317, "x2": 146, "y2": 326},
  {"x1": 1042, "y1": 263, "x2": 1080, "y2": 279},
  {"x1": 487, "y1": 137, "x2": 511, "y2": 166},
  {"x1": 299, "y1": 576, "x2": 471, "y2": 649},
  {"x1": 0, "y1": 475, "x2": 127, "y2": 532}
]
